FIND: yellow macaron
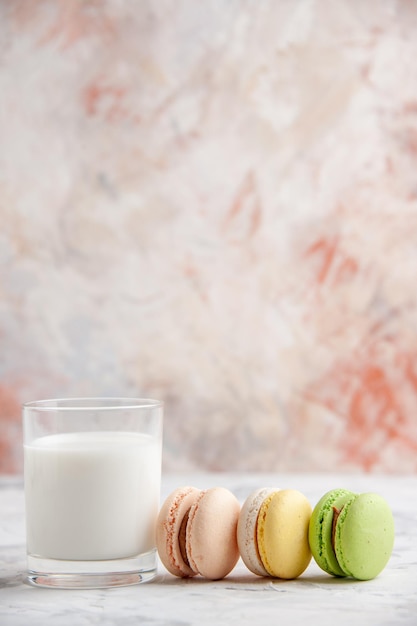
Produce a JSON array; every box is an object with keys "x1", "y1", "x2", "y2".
[{"x1": 239, "y1": 488, "x2": 312, "y2": 579}]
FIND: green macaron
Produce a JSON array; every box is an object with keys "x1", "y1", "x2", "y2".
[{"x1": 309, "y1": 488, "x2": 395, "y2": 580}]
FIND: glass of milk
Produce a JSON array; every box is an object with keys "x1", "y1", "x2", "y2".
[{"x1": 23, "y1": 397, "x2": 163, "y2": 588}]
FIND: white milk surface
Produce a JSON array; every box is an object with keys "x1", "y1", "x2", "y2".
[{"x1": 24, "y1": 431, "x2": 161, "y2": 561}]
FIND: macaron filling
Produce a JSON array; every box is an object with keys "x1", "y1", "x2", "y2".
[
  {"x1": 331, "y1": 505, "x2": 343, "y2": 553},
  {"x1": 178, "y1": 508, "x2": 192, "y2": 570}
]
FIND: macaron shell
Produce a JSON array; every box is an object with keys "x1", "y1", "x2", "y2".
[
  {"x1": 335, "y1": 493, "x2": 395, "y2": 580},
  {"x1": 156, "y1": 486, "x2": 201, "y2": 577},
  {"x1": 257, "y1": 489, "x2": 312, "y2": 579},
  {"x1": 309, "y1": 488, "x2": 356, "y2": 577},
  {"x1": 186, "y1": 487, "x2": 241, "y2": 580},
  {"x1": 237, "y1": 488, "x2": 277, "y2": 576}
]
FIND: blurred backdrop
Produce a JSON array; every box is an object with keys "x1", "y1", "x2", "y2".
[{"x1": 1, "y1": 0, "x2": 417, "y2": 474}]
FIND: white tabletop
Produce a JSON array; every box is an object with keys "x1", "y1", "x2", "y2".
[{"x1": 1, "y1": 473, "x2": 416, "y2": 626}]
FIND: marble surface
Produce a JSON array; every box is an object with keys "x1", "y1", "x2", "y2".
[
  {"x1": 2, "y1": 1, "x2": 417, "y2": 476},
  {"x1": 0, "y1": 473, "x2": 416, "y2": 625}
]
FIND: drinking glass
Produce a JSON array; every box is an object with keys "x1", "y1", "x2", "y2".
[{"x1": 23, "y1": 397, "x2": 163, "y2": 588}]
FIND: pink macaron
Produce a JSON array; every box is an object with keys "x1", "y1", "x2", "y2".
[{"x1": 156, "y1": 486, "x2": 241, "y2": 580}]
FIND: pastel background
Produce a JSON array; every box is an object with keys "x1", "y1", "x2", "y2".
[{"x1": 1, "y1": 0, "x2": 417, "y2": 475}]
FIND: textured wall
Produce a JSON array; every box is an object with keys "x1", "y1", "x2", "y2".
[{"x1": 1, "y1": 0, "x2": 417, "y2": 474}]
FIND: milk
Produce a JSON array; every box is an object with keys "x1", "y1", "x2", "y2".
[{"x1": 24, "y1": 431, "x2": 161, "y2": 561}]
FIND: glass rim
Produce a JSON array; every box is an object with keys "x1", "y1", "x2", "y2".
[{"x1": 22, "y1": 397, "x2": 163, "y2": 411}]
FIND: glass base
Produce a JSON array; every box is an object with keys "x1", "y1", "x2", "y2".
[{"x1": 27, "y1": 549, "x2": 157, "y2": 589}]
